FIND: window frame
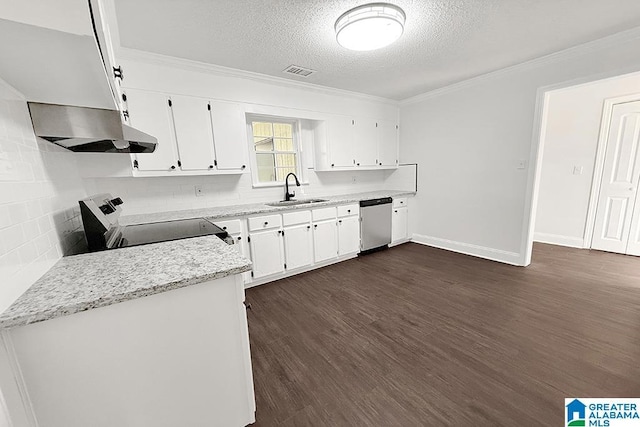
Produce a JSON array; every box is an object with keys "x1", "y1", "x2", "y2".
[{"x1": 246, "y1": 115, "x2": 306, "y2": 188}]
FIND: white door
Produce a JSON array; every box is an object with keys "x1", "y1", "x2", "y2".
[
  {"x1": 377, "y1": 120, "x2": 398, "y2": 167},
  {"x1": 171, "y1": 96, "x2": 216, "y2": 171},
  {"x1": 249, "y1": 229, "x2": 285, "y2": 278},
  {"x1": 210, "y1": 101, "x2": 248, "y2": 170},
  {"x1": 338, "y1": 216, "x2": 360, "y2": 255},
  {"x1": 328, "y1": 116, "x2": 355, "y2": 168},
  {"x1": 392, "y1": 207, "x2": 408, "y2": 243},
  {"x1": 284, "y1": 224, "x2": 313, "y2": 270},
  {"x1": 126, "y1": 89, "x2": 179, "y2": 171},
  {"x1": 354, "y1": 118, "x2": 378, "y2": 167},
  {"x1": 313, "y1": 220, "x2": 338, "y2": 263},
  {"x1": 592, "y1": 101, "x2": 640, "y2": 254}
]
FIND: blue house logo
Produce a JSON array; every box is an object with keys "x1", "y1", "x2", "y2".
[{"x1": 566, "y1": 399, "x2": 586, "y2": 426}]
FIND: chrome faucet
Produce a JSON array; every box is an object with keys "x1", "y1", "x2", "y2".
[{"x1": 284, "y1": 172, "x2": 301, "y2": 201}]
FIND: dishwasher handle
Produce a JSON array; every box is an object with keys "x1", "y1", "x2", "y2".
[{"x1": 359, "y1": 197, "x2": 392, "y2": 208}]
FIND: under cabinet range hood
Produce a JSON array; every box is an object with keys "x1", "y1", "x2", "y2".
[
  {"x1": 28, "y1": 103, "x2": 157, "y2": 153},
  {"x1": 0, "y1": 0, "x2": 157, "y2": 153}
]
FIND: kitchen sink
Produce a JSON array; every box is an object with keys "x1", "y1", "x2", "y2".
[{"x1": 266, "y1": 198, "x2": 328, "y2": 207}]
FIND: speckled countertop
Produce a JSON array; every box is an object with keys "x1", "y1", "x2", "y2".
[
  {"x1": 0, "y1": 236, "x2": 251, "y2": 329},
  {"x1": 120, "y1": 190, "x2": 415, "y2": 226}
]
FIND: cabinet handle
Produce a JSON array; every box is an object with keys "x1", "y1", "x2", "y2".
[
  {"x1": 357, "y1": 163, "x2": 360, "y2": 166},
  {"x1": 209, "y1": 165, "x2": 214, "y2": 169},
  {"x1": 237, "y1": 236, "x2": 241, "y2": 240},
  {"x1": 278, "y1": 230, "x2": 282, "y2": 235},
  {"x1": 347, "y1": 209, "x2": 351, "y2": 213},
  {"x1": 242, "y1": 165, "x2": 246, "y2": 169},
  {"x1": 307, "y1": 225, "x2": 311, "y2": 229},
  {"x1": 395, "y1": 210, "x2": 398, "y2": 213},
  {"x1": 339, "y1": 220, "x2": 342, "y2": 223},
  {"x1": 170, "y1": 165, "x2": 176, "y2": 170},
  {"x1": 264, "y1": 221, "x2": 268, "y2": 226},
  {"x1": 331, "y1": 163, "x2": 335, "y2": 167},
  {"x1": 222, "y1": 226, "x2": 227, "y2": 230},
  {"x1": 314, "y1": 224, "x2": 318, "y2": 228}
]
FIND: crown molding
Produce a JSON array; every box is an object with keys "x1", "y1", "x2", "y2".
[
  {"x1": 117, "y1": 47, "x2": 399, "y2": 106},
  {"x1": 399, "y1": 26, "x2": 640, "y2": 106}
]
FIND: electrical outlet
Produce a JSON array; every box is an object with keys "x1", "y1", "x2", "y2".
[
  {"x1": 195, "y1": 186, "x2": 204, "y2": 197},
  {"x1": 573, "y1": 166, "x2": 583, "y2": 175},
  {"x1": 351, "y1": 175, "x2": 357, "y2": 184},
  {"x1": 517, "y1": 160, "x2": 527, "y2": 170}
]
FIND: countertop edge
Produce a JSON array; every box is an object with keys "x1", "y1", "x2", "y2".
[{"x1": 0, "y1": 263, "x2": 252, "y2": 330}]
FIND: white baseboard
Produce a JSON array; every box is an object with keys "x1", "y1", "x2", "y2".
[
  {"x1": 533, "y1": 232, "x2": 585, "y2": 249},
  {"x1": 411, "y1": 234, "x2": 524, "y2": 266}
]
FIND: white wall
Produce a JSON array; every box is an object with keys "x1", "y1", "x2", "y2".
[
  {"x1": 400, "y1": 28, "x2": 640, "y2": 265},
  {"x1": 534, "y1": 72, "x2": 640, "y2": 247},
  {"x1": 0, "y1": 77, "x2": 86, "y2": 313}
]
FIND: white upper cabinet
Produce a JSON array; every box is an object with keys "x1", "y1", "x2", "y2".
[
  {"x1": 327, "y1": 116, "x2": 355, "y2": 168},
  {"x1": 377, "y1": 120, "x2": 399, "y2": 167},
  {"x1": 314, "y1": 115, "x2": 398, "y2": 171},
  {"x1": 209, "y1": 101, "x2": 248, "y2": 170},
  {"x1": 126, "y1": 89, "x2": 179, "y2": 172},
  {"x1": 354, "y1": 118, "x2": 378, "y2": 167},
  {"x1": 171, "y1": 95, "x2": 217, "y2": 171}
]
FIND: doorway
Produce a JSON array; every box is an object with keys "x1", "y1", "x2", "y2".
[{"x1": 530, "y1": 71, "x2": 640, "y2": 258}]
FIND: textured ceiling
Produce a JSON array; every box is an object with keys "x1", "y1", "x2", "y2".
[{"x1": 113, "y1": 0, "x2": 640, "y2": 100}]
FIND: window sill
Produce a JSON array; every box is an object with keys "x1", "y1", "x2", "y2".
[{"x1": 252, "y1": 181, "x2": 310, "y2": 189}]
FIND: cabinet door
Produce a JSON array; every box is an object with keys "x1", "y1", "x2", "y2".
[
  {"x1": 354, "y1": 118, "x2": 378, "y2": 167},
  {"x1": 249, "y1": 229, "x2": 285, "y2": 279},
  {"x1": 378, "y1": 120, "x2": 398, "y2": 167},
  {"x1": 126, "y1": 89, "x2": 179, "y2": 171},
  {"x1": 284, "y1": 224, "x2": 313, "y2": 270},
  {"x1": 171, "y1": 95, "x2": 216, "y2": 171},
  {"x1": 313, "y1": 220, "x2": 338, "y2": 263},
  {"x1": 392, "y1": 207, "x2": 408, "y2": 243},
  {"x1": 328, "y1": 116, "x2": 355, "y2": 168},
  {"x1": 338, "y1": 216, "x2": 360, "y2": 255},
  {"x1": 210, "y1": 101, "x2": 248, "y2": 170}
]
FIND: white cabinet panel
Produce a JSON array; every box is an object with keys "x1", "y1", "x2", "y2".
[
  {"x1": 126, "y1": 89, "x2": 178, "y2": 172},
  {"x1": 312, "y1": 207, "x2": 337, "y2": 221},
  {"x1": 354, "y1": 118, "x2": 378, "y2": 167},
  {"x1": 248, "y1": 214, "x2": 282, "y2": 231},
  {"x1": 284, "y1": 224, "x2": 313, "y2": 270},
  {"x1": 210, "y1": 100, "x2": 248, "y2": 170},
  {"x1": 313, "y1": 220, "x2": 338, "y2": 263},
  {"x1": 249, "y1": 229, "x2": 285, "y2": 278},
  {"x1": 392, "y1": 207, "x2": 408, "y2": 243},
  {"x1": 338, "y1": 216, "x2": 360, "y2": 255},
  {"x1": 171, "y1": 96, "x2": 216, "y2": 171},
  {"x1": 328, "y1": 116, "x2": 355, "y2": 168},
  {"x1": 378, "y1": 120, "x2": 398, "y2": 167}
]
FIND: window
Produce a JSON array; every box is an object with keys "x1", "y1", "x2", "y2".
[{"x1": 250, "y1": 119, "x2": 299, "y2": 184}]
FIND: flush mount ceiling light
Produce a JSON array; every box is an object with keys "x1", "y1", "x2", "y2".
[{"x1": 335, "y1": 3, "x2": 406, "y2": 51}]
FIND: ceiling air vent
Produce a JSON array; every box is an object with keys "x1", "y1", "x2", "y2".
[{"x1": 282, "y1": 65, "x2": 316, "y2": 78}]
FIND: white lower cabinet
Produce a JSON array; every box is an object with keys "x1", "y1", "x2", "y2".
[
  {"x1": 313, "y1": 220, "x2": 338, "y2": 263},
  {"x1": 248, "y1": 228, "x2": 285, "y2": 279},
  {"x1": 284, "y1": 223, "x2": 313, "y2": 270},
  {"x1": 338, "y1": 216, "x2": 360, "y2": 255},
  {"x1": 392, "y1": 206, "x2": 409, "y2": 243}
]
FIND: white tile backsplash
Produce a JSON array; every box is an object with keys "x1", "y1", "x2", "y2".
[{"x1": 0, "y1": 78, "x2": 87, "y2": 312}]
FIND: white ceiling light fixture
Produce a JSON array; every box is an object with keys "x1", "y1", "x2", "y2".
[{"x1": 335, "y1": 3, "x2": 406, "y2": 51}]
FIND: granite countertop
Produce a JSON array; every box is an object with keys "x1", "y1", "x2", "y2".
[
  {"x1": 120, "y1": 190, "x2": 415, "y2": 226},
  {"x1": 0, "y1": 236, "x2": 251, "y2": 330}
]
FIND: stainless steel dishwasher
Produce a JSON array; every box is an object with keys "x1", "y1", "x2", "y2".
[{"x1": 359, "y1": 197, "x2": 392, "y2": 253}]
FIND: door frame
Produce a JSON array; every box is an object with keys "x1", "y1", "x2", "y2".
[{"x1": 583, "y1": 94, "x2": 640, "y2": 248}]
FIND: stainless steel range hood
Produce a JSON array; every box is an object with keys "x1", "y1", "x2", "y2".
[
  {"x1": 0, "y1": 1, "x2": 157, "y2": 153},
  {"x1": 28, "y1": 103, "x2": 157, "y2": 153}
]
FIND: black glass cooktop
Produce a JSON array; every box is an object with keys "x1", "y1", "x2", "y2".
[{"x1": 114, "y1": 218, "x2": 228, "y2": 248}]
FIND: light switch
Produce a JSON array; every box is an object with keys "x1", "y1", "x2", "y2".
[{"x1": 573, "y1": 166, "x2": 583, "y2": 175}]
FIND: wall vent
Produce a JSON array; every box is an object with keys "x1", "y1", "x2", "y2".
[{"x1": 282, "y1": 65, "x2": 316, "y2": 77}]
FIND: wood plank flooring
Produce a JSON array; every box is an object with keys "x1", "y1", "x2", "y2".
[{"x1": 245, "y1": 243, "x2": 640, "y2": 425}]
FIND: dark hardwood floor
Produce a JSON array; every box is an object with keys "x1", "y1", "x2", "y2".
[{"x1": 245, "y1": 243, "x2": 640, "y2": 425}]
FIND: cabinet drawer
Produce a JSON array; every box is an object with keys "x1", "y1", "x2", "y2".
[
  {"x1": 212, "y1": 219, "x2": 242, "y2": 234},
  {"x1": 337, "y1": 204, "x2": 359, "y2": 217},
  {"x1": 312, "y1": 207, "x2": 337, "y2": 222},
  {"x1": 248, "y1": 214, "x2": 282, "y2": 231},
  {"x1": 393, "y1": 197, "x2": 408, "y2": 208},
  {"x1": 283, "y1": 210, "x2": 311, "y2": 226}
]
